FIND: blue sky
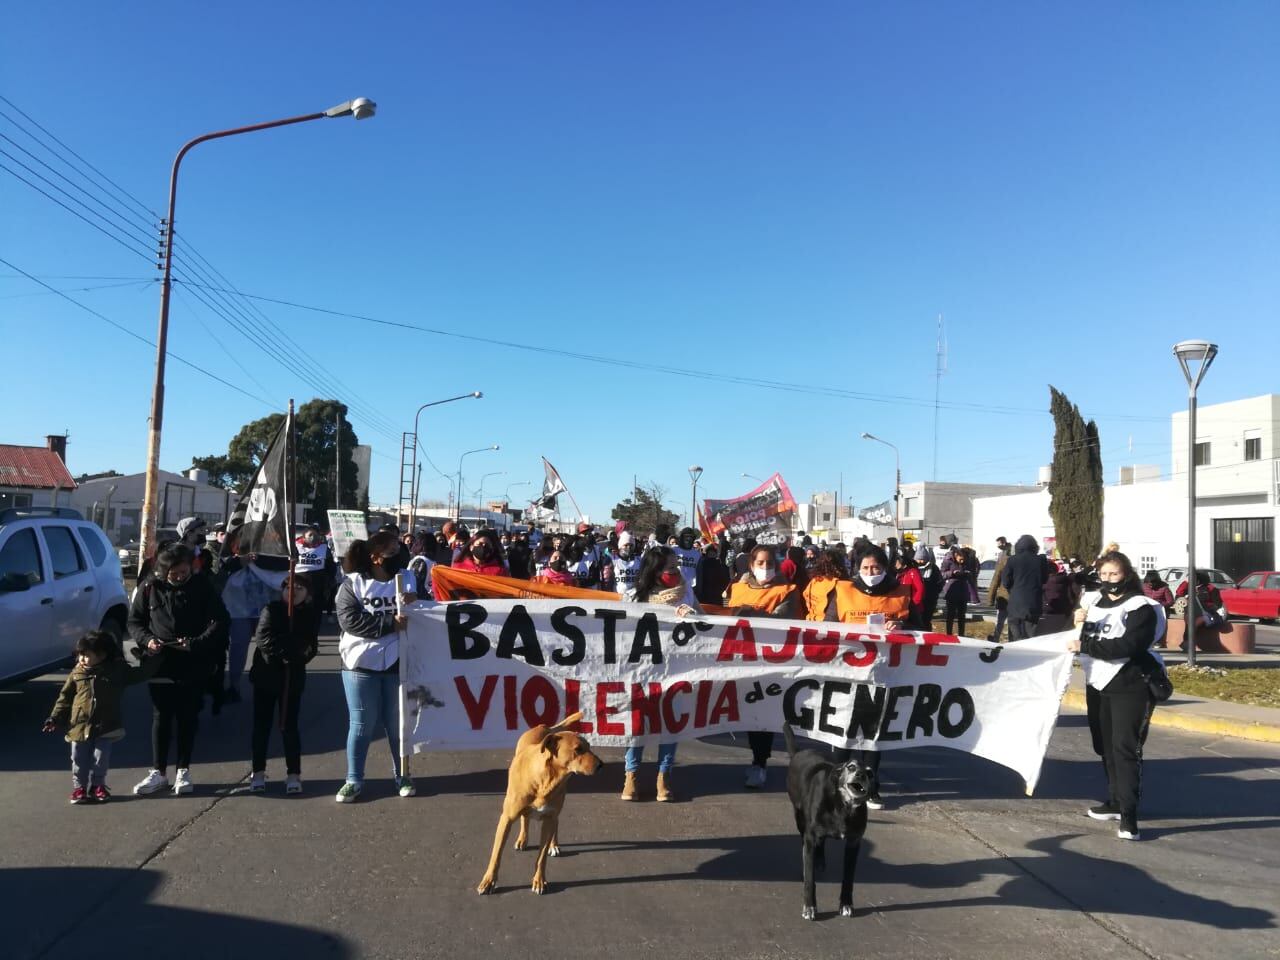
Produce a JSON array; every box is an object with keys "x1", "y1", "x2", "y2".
[{"x1": 3, "y1": 2, "x2": 1277, "y2": 525}]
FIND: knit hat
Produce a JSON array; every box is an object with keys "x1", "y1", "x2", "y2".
[
  {"x1": 617, "y1": 531, "x2": 633, "y2": 549},
  {"x1": 914, "y1": 544, "x2": 933, "y2": 564},
  {"x1": 176, "y1": 517, "x2": 206, "y2": 540}
]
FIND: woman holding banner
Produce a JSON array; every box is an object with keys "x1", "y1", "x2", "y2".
[
  {"x1": 829, "y1": 542, "x2": 913, "y2": 810},
  {"x1": 621, "y1": 547, "x2": 701, "y2": 802},
  {"x1": 334, "y1": 533, "x2": 417, "y2": 803},
  {"x1": 1067, "y1": 551, "x2": 1165, "y2": 842},
  {"x1": 727, "y1": 544, "x2": 801, "y2": 789}
]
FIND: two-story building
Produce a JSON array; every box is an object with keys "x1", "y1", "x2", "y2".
[{"x1": 972, "y1": 394, "x2": 1280, "y2": 579}]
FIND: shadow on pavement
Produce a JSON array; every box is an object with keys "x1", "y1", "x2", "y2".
[
  {"x1": 4, "y1": 867, "x2": 353, "y2": 960},
  {"x1": 521, "y1": 832, "x2": 1275, "y2": 930}
]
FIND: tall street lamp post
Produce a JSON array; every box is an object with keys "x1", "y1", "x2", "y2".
[
  {"x1": 456, "y1": 445, "x2": 499, "y2": 523},
  {"x1": 861, "y1": 432, "x2": 901, "y2": 539},
  {"x1": 139, "y1": 98, "x2": 377, "y2": 564},
  {"x1": 1174, "y1": 340, "x2": 1218, "y2": 668},
  {"x1": 409, "y1": 391, "x2": 483, "y2": 531}
]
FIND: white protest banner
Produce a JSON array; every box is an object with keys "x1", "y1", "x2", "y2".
[
  {"x1": 400, "y1": 600, "x2": 1075, "y2": 793},
  {"x1": 327, "y1": 509, "x2": 367, "y2": 558}
]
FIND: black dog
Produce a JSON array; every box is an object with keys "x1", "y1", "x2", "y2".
[{"x1": 783, "y1": 725, "x2": 874, "y2": 920}]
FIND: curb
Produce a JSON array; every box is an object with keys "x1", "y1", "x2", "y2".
[{"x1": 1061, "y1": 688, "x2": 1280, "y2": 744}]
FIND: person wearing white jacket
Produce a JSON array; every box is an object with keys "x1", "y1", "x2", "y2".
[{"x1": 334, "y1": 533, "x2": 417, "y2": 803}]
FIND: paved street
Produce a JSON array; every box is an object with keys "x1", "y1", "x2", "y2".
[{"x1": 3, "y1": 628, "x2": 1279, "y2": 960}]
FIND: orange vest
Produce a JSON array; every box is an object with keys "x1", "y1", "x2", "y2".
[
  {"x1": 726, "y1": 581, "x2": 796, "y2": 614},
  {"x1": 834, "y1": 581, "x2": 912, "y2": 624},
  {"x1": 802, "y1": 577, "x2": 840, "y2": 621}
]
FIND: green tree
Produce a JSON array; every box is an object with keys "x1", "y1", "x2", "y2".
[
  {"x1": 611, "y1": 483, "x2": 679, "y2": 537},
  {"x1": 1047, "y1": 386, "x2": 1103, "y2": 561},
  {"x1": 192, "y1": 399, "x2": 361, "y2": 522}
]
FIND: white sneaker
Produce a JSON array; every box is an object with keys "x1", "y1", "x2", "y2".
[
  {"x1": 865, "y1": 793, "x2": 886, "y2": 811},
  {"x1": 173, "y1": 768, "x2": 194, "y2": 795},
  {"x1": 133, "y1": 769, "x2": 169, "y2": 796},
  {"x1": 396, "y1": 775, "x2": 417, "y2": 798},
  {"x1": 249, "y1": 772, "x2": 266, "y2": 793},
  {"x1": 285, "y1": 775, "x2": 302, "y2": 795},
  {"x1": 744, "y1": 765, "x2": 767, "y2": 789}
]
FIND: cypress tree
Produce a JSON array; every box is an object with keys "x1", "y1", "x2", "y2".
[{"x1": 1047, "y1": 386, "x2": 1104, "y2": 561}]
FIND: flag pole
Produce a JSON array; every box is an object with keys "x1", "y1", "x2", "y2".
[{"x1": 283, "y1": 398, "x2": 296, "y2": 732}]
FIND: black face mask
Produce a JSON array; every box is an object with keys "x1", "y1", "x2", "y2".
[
  {"x1": 1099, "y1": 581, "x2": 1125, "y2": 597},
  {"x1": 550, "y1": 559, "x2": 566, "y2": 572},
  {"x1": 473, "y1": 544, "x2": 493, "y2": 562}
]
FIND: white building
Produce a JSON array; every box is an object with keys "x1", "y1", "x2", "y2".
[
  {"x1": 897, "y1": 481, "x2": 1030, "y2": 553},
  {"x1": 972, "y1": 394, "x2": 1280, "y2": 580},
  {"x1": 71, "y1": 468, "x2": 235, "y2": 546}
]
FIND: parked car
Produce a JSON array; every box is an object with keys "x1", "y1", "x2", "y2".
[
  {"x1": 1156, "y1": 567, "x2": 1235, "y2": 594},
  {"x1": 117, "y1": 527, "x2": 179, "y2": 578},
  {"x1": 0, "y1": 507, "x2": 130, "y2": 685},
  {"x1": 976, "y1": 559, "x2": 997, "y2": 595},
  {"x1": 1221, "y1": 572, "x2": 1280, "y2": 622}
]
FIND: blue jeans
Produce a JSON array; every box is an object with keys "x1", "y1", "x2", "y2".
[
  {"x1": 341, "y1": 669, "x2": 402, "y2": 785},
  {"x1": 625, "y1": 743, "x2": 677, "y2": 773}
]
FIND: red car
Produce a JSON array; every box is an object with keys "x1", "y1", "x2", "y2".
[{"x1": 1221, "y1": 572, "x2": 1280, "y2": 621}]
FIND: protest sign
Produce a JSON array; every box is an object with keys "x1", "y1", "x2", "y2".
[
  {"x1": 327, "y1": 510, "x2": 367, "y2": 558},
  {"x1": 399, "y1": 600, "x2": 1074, "y2": 792},
  {"x1": 703, "y1": 473, "x2": 798, "y2": 544},
  {"x1": 432, "y1": 565, "x2": 619, "y2": 602}
]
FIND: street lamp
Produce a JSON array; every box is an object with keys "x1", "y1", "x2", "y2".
[
  {"x1": 503, "y1": 480, "x2": 532, "y2": 501},
  {"x1": 741, "y1": 472, "x2": 763, "y2": 483},
  {"x1": 688, "y1": 465, "x2": 703, "y2": 533},
  {"x1": 409, "y1": 391, "x2": 483, "y2": 531},
  {"x1": 456, "y1": 444, "x2": 499, "y2": 523},
  {"x1": 1174, "y1": 339, "x2": 1218, "y2": 668},
  {"x1": 139, "y1": 97, "x2": 377, "y2": 564},
  {"x1": 861, "y1": 432, "x2": 901, "y2": 538},
  {"x1": 475, "y1": 471, "x2": 507, "y2": 528}
]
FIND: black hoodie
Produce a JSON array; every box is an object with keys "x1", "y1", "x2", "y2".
[{"x1": 1003, "y1": 535, "x2": 1050, "y2": 621}]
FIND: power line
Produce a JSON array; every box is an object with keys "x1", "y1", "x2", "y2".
[
  {"x1": 0, "y1": 254, "x2": 273, "y2": 407},
  {"x1": 0, "y1": 278, "x2": 153, "y2": 301}
]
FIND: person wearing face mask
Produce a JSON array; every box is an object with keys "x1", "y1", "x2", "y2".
[
  {"x1": 1001, "y1": 535, "x2": 1050, "y2": 641},
  {"x1": 1067, "y1": 551, "x2": 1167, "y2": 841},
  {"x1": 913, "y1": 545, "x2": 944, "y2": 631},
  {"x1": 453, "y1": 529, "x2": 508, "y2": 577},
  {"x1": 609, "y1": 531, "x2": 644, "y2": 601},
  {"x1": 335, "y1": 534, "x2": 418, "y2": 802},
  {"x1": 127, "y1": 543, "x2": 230, "y2": 797},
  {"x1": 830, "y1": 544, "x2": 913, "y2": 809},
  {"x1": 534, "y1": 548, "x2": 575, "y2": 586},
  {"x1": 506, "y1": 532, "x2": 533, "y2": 580},
  {"x1": 176, "y1": 517, "x2": 213, "y2": 579},
  {"x1": 567, "y1": 534, "x2": 604, "y2": 590},
  {"x1": 622, "y1": 547, "x2": 700, "y2": 801},
  {"x1": 672, "y1": 527, "x2": 703, "y2": 598},
  {"x1": 728, "y1": 544, "x2": 801, "y2": 788}
]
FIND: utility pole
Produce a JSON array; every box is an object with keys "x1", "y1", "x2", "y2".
[{"x1": 335, "y1": 409, "x2": 342, "y2": 510}]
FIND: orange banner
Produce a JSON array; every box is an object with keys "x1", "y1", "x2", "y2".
[
  {"x1": 432, "y1": 565, "x2": 620, "y2": 602},
  {"x1": 433, "y1": 565, "x2": 738, "y2": 615}
]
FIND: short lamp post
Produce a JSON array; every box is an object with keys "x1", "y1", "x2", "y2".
[
  {"x1": 861, "y1": 432, "x2": 901, "y2": 538},
  {"x1": 1174, "y1": 339, "x2": 1218, "y2": 668},
  {"x1": 456, "y1": 445, "x2": 499, "y2": 523},
  {"x1": 689, "y1": 465, "x2": 703, "y2": 533}
]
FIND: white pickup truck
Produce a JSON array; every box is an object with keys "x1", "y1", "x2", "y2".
[{"x1": 0, "y1": 507, "x2": 130, "y2": 685}]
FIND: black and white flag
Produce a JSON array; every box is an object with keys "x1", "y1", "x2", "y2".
[
  {"x1": 537, "y1": 456, "x2": 567, "y2": 510},
  {"x1": 222, "y1": 411, "x2": 293, "y2": 559}
]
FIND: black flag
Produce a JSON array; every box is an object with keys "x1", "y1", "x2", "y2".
[{"x1": 221, "y1": 411, "x2": 293, "y2": 559}]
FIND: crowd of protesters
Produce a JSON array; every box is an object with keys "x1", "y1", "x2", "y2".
[{"x1": 41, "y1": 512, "x2": 1180, "y2": 839}]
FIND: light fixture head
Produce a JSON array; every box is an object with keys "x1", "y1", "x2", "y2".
[
  {"x1": 324, "y1": 97, "x2": 377, "y2": 120},
  {"x1": 492, "y1": 444, "x2": 500, "y2": 450},
  {"x1": 1173, "y1": 340, "x2": 1219, "y2": 390},
  {"x1": 472, "y1": 391, "x2": 483, "y2": 399},
  {"x1": 860, "y1": 432, "x2": 874, "y2": 440}
]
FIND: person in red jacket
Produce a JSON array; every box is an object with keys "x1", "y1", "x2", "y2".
[{"x1": 452, "y1": 529, "x2": 508, "y2": 577}]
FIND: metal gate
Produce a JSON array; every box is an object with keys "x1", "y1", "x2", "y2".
[{"x1": 1213, "y1": 517, "x2": 1275, "y2": 582}]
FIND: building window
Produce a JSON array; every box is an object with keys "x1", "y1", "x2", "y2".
[
  {"x1": 1194, "y1": 442, "x2": 1211, "y2": 467},
  {"x1": 1139, "y1": 555, "x2": 1157, "y2": 574},
  {"x1": 1244, "y1": 436, "x2": 1261, "y2": 462},
  {"x1": 0, "y1": 492, "x2": 34, "y2": 511},
  {"x1": 822, "y1": 512, "x2": 831, "y2": 523},
  {"x1": 903, "y1": 497, "x2": 919, "y2": 519}
]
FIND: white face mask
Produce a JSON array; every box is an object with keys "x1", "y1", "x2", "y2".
[
  {"x1": 754, "y1": 566, "x2": 775, "y2": 583},
  {"x1": 860, "y1": 571, "x2": 886, "y2": 587}
]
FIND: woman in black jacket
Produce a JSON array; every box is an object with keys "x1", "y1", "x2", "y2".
[
  {"x1": 248, "y1": 577, "x2": 320, "y2": 794},
  {"x1": 127, "y1": 543, "x2": 229, "y2": 797},
  {"x1": 1067, "y1": 551, "x2": 1166, "y2": 841}
]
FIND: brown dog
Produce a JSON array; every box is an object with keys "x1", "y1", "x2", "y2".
[{"x1": 476, "y1": 710, "x2": 603, "y2": 895}]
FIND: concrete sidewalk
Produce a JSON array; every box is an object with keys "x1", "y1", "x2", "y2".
[{"x1": 1061, "y1": 662, "x2": 1280, "y2": 744}]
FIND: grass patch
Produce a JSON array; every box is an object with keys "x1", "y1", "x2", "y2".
[{"x1": 1166, "y1": 664, "x2": 1280, "y2": 709}]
